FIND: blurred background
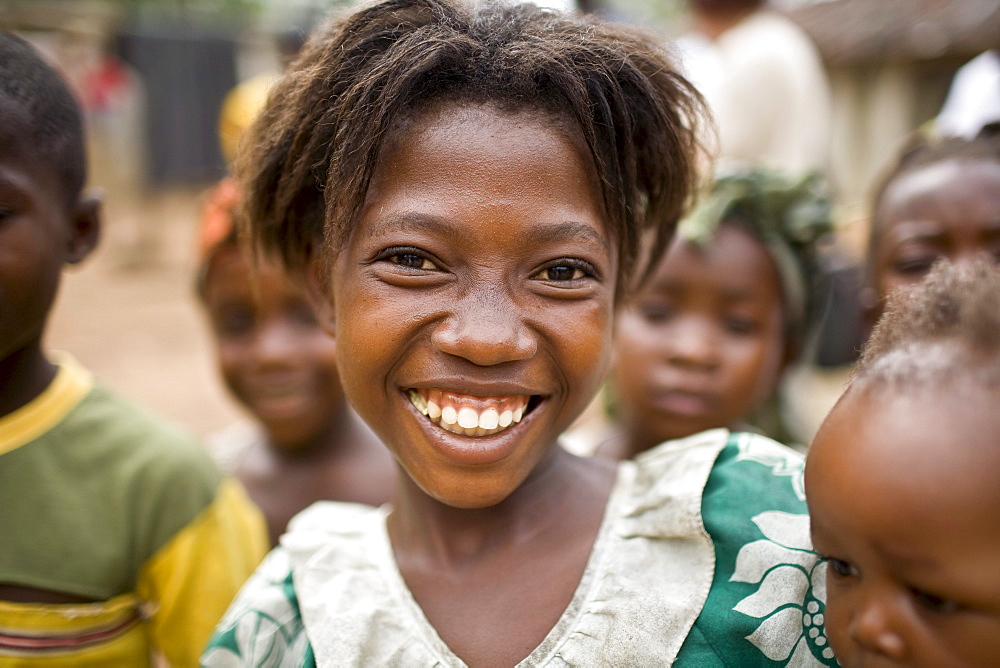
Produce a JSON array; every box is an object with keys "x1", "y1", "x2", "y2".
[{"x1": 3, "y1": 0, "x2": 999, "y2": 439}]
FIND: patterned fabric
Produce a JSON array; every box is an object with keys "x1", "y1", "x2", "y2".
[
  {"x1": 203, "y1": 430, "x2": 836, "y2": 667},
  {"x1": 0, "y1": 356, "x2": 269, "y2": 667},
  {"x1": 0, "y1": 595, "x2": 147, "y2": 667}
]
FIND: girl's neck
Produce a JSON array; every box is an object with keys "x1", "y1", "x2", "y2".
[
  {"x1": 387, "y1": 446, "x2": 616, "y2": 565},
  {"x1": 0, "y1": 343, "x2": 58, "y2": 419}
]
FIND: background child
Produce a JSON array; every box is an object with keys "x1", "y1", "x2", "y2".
[
  {"x1": 597, "y1": 168, "x2": 831, "y2": 459},
  {"x1": 203, "y1": 2, "x2": 831, "y2": 666},
  {"x1": 0, "y1": 32, "x2": 266, "y2": 665},
  {"x1": 806, "y1": 259, "x2": 1000, "y2": 665},
  {"x1": 862, "y1": 123, "x2": 1000, "y2": 328},
  {"x1": 197, "y1": 202, "x2": 396, "y2": 547}
]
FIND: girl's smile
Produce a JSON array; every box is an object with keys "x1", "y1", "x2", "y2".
[{"x1": 325, "y1": 102, "x2": 616, "y2": 508}]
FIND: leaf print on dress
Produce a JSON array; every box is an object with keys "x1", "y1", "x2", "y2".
[
  {"x1": 733, "y1": 432, "x2": 806, "y2": 501},
  {"x1": 730, "y1": 511, "x2": 837, "y2": 666},
  {"x1": 202, "y1": 549, "x2": 312, "y2": 668}
]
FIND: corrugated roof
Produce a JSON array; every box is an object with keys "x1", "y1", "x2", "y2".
[{"x1": 787, "y1": 0, "x2": 1000, "y2": 64}]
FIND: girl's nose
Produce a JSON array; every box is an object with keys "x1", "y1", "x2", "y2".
[
  {"x1": 252, "y1": 321, "x2": 299, "y2": 367},
  {"x1": 848, "y1": 592, "x2": 908, "y2": 661},
  {"x1": 431, "y1": 288, "x2": 537, "y2": 366},
  {"x1": 665, "y1": 317, "x2": 719, "y2": 369}
]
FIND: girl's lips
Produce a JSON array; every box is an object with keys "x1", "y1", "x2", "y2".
[
  {"x1": 407, "y1": 388, "x2": 531, "y2": 437},
  {"x1": 401, "y1": 388, "x2": 543, "y2": 466},
  {"x1": 245, "y1": 385, "x2": 316, "y2": 420},
  {"x1": 651, "y1": 389, "x2": 715, "y2": 418}
]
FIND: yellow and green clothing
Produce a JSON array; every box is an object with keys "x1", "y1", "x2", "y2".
[{"x1": 0, "y1": 356, "x2": 268, "y2": 666}]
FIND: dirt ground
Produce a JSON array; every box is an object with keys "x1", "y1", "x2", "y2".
[{"x1": 46, "y1": 186, "x2": 244, "y2": 438}]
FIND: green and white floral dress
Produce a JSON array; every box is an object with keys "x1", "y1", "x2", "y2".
[{"x1": 202, "y1": 429, "x2": 837, "y2": 667}]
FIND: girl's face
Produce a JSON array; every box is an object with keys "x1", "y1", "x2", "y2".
[
  {"x1": 807, "y1": 385, "x2": 1000, "y2": 667},
  {"x1": 325, "y1": 103, "x2": 615, "y2": 508},
  {"x1": 203, "y1": 249, "x2": 344, "y2": 451},
  {"x1": 871, "y1": 159, "x2": 1000, "y2": 310},
  {"x1": 612, "y1": 224, "x2": 787, "y2": 447}
]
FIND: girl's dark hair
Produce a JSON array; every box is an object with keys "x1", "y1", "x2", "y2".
[
  {"x1": 236, "y1": 0, "x2": 706, "y2": 288},
  {"x1": 866, "y1": 123, "x2": 1000, "y2": 277}
]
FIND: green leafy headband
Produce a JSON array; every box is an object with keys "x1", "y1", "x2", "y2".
[{"x1": 677, "y1": 167, "x2": 834, "y2": 338}]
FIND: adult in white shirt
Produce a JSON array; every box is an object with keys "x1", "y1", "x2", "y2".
[
  {"x1": 936, "y1": 50, "x2": 1000, "y2": 139},
  {"x1": 678, "y1": 0, "x2": 832, "y2": 175}
]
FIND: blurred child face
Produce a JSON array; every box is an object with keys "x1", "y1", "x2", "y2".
[
  {"x1": 203, "y1": 249, "x2": 344, "y2": 451},
  {"x1": 0, "y1": 114, "x2": 97, "y2": 366},
  {"x1": 807, "y1": 384, "x2": 1000, "y2": 667},
  {"x1": 612, "y1": 224, "x2": 787, "y2": 447},
  {"x1": 324, "y1": 103, "x2": 615, "y2": 508},
  {"x1": 870, "y1": 159, "x2": 1000, "y2": 314}
]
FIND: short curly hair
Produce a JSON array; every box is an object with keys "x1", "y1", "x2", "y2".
[
  {"x1": 235, "y1": 0, "x2": 706, "y2": 290},
  {"x1": 0, "y1": 31, "x2": 86, "y2": 206},
  {"x1": 854, "y1": 259, "x2": 1000, "y2": 392}
]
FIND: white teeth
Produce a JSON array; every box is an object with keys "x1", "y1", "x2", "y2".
[
  {"x1": 457, "y1": 407, "x2": 479, "y2": 429},
  {"x1": 479, "y1": 408, "x2": 499, "y2": 430},
  {"x1": 406, "y1": 389, "x2": 533, "y2": 438}
]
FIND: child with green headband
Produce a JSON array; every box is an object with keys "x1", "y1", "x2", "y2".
[{"x1": 595, "y1": 167, "x2": 832, "y2": 459}]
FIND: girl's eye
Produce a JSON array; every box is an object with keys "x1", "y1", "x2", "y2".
[
  {"x1": 891, "y1": 255, "x2": 937, "y2": 276},
  {"x1": 638, "y1": 302, "x2": 673, "y2": 324},
  {"x1": 390, "y1": 253, "x2": 435, "y2": 270},
  {"x1": 824, "y1": 557, "x2": 858, "y2": 578},
  {"x1": 533, "y1": 259, "x2": 596, "y2": 283},
  {"x1": 215, "y1": 309, "x2": 255, "y2": 336},
  {"x1": 289, "y1": 301, "x2": 319, "y2": 327},
  {"x1": 912, "y1": 588, "x2": 959, "y2": 615},
  {"x1": 373, "y1": 247, "x2": 439, "y2": 271},
  {"x1": 723, "y1": 315, "x2": 758, "y2": 335},
  {"x1": 545, "y1": 265, "x2": 583, "y2": 281}
]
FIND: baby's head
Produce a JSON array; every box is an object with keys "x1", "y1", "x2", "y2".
[
  {"x1": 864, "y1": 125, "x2": 1000, "y2": 326},
  {"x1": 197, "y1": 185, "x2": 343, "y2": 453},
  {"x1": 235, "y1": 0, "x2": 704, "y2": 507},
  {"x1": 612, "y1": 168, "x2": 831, "y2": 448},
  {"x1": 0, "y1": 32, "x2": 100, "y2": 371},
  {"x1": 806, "y1": 260, "x2": 1000, "y2": 666}
]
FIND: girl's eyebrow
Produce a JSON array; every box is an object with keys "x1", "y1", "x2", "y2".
[{"x1": 366, "y1": 212, "x2": 611, "y2": 251}]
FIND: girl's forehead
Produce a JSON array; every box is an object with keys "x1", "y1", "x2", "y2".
[
  {"x1": 384, "y1": 101, "x2": 595, "y2": 171},
  {"x1": 882, "y1": 158, "x2": 1000, "y2": 212},
  {"x1": 369, "y1": 102, "x2": 606, "y2": 219}
]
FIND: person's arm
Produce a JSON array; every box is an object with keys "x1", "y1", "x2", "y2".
[{"x1": 137, "y1": 478, "x2": 268, "y2": 667}]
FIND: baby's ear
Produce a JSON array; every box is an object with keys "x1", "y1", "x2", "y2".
[
  {"x1": 66, "y1": 191, "x2": 102, "y2": 265},
  {"x1": 306, "y1": 256, "x2": 336, "y2": 337}
]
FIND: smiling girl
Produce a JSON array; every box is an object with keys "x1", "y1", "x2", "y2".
[{"x1": 203, "y1": 1, "x2": 828, "y2": 665}]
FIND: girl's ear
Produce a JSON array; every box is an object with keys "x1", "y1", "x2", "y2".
[
  {"x1": 66, "y1": 191, "x2": 102, "y2": 265},
  {"x1": 306, "y1": 256, "x2": 336, "y2": 337}
]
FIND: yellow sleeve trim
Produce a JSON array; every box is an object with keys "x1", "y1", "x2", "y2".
[
  {"x1": 136, "y1": 478, "x2": 268, "y2": 668},
  {"x1": 0, "y1": 354, "x2": 93, "y2": 457}
]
